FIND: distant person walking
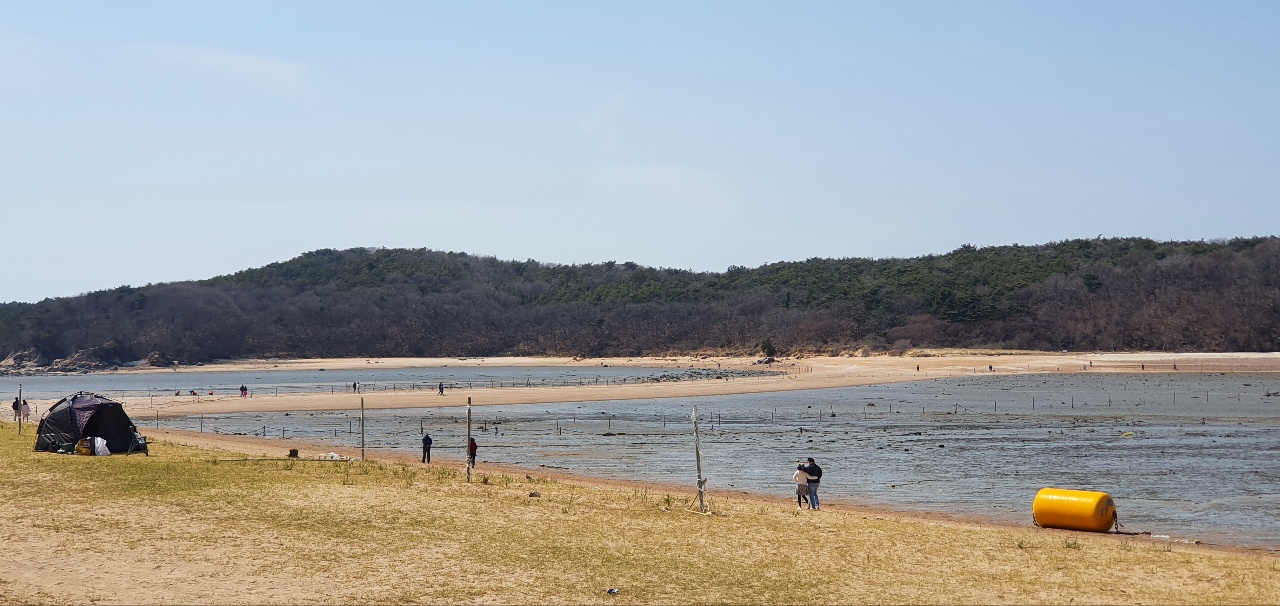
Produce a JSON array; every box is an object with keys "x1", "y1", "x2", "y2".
[
  {"x1": 421, "y1": 433, "x2": 432, "y2": 464},
  {"x1": 792, "y1": 463, "x2": 813, "y2": 509},
  {"x1": 240, "y1": 385, "x2": 248, "y2": 398},
  {"x1": 11, "y1": 397, "x2": 19, "y2": 421},
  {"x1": 352, "y1": 382, "x2": 358, "y2": 393},
  {"x1": 438, "y1": 382, "x2": 445, "y2": 396},
  {"x1": 21, "y1": 399, "x2": 31, "y2": 422},
  {"x1": 467, "y1": 437, "x2": 478, "y2": 466},
  {"x1": 802, "y1": 457, "x2": 823, "y2": 510}
]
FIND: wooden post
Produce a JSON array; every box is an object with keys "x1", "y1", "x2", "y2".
[
  {"x1": 691, "y1": 404, "x2": 707, "y2": 514},
  {"x1": 466, "y1": 397, "x2": 473, "y2": 483},
  {"x1": 360, "y1": 397, "x2": 365, "y2": 461},
  {"x1": 16, "y1": 384, "x2": 22, "y2": 435}
]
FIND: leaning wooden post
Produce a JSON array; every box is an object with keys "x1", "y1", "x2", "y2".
[
  {"x1": 691, "y1": 404, "x2": 707, "y2": 513},
  {"x1": 466, "y1": 397, "x2": 473, "y2": 483},
  {"x1": 360, "y1": 397, "x2": 366, "y2": 461},
  {"x1": 17, "y1": 384, "x2": 23, "y2": 435}
]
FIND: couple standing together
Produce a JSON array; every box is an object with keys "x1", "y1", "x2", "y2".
[{"x1": 793, "y1": 457, "x2": 823, "y2": 510}]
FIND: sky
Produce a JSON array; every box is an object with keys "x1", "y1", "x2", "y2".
[{"x1": 2, "y1": 1, "x2": 1278, "y2": 303}]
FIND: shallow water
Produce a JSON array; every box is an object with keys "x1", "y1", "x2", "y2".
[
  {"x1": 157, "y1": 372, "x2": 1280, "y2": 550},
  {"x1": 1, "y1": 364, "x2": 764, "y2": 400}
]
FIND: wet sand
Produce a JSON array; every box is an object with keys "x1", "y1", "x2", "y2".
[
  {"x1": 101, "y1": 351, "x2": 1280, "y2": 417},
  {"x1": 155, "y1": 372, "x2": 1280, "y2": 551}
]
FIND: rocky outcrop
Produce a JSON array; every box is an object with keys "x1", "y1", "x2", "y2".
[
  {"x1": 1, "y1": 349, "x2": 49, "y2": 370},
  {"x1": 47, "y1": 349, "x2": 111, "y2": 372},
  {"x1": 146, "y1": 351, "x2": 172, "y2": 367}
]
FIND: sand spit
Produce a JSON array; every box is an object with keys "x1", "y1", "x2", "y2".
[{"x1": 98, "y1": 351, "x2": 1280, "y2": 417}]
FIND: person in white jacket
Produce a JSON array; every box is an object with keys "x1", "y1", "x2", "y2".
[{"x1": 792, "y1": 464, "x2": 813, "y2": 509}]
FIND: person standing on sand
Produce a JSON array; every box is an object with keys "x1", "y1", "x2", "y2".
[
  {"x1": 21, "y1": 399, "x2": 31, "y2": 422},
  {"x1": 421, "y1": 433, "x2": 432, "y2": 464},
  {"x1": 438, "y1": 382, "x2": 444, "y2": 396},
  {"x1": 11, "y1": 397, "x2": 19, "y2": 421},
  {"x1": 467, "y1": 437, "x2": 478, "y2": 466},
  {"x1": 802, "y1": 457, "x2": 823, "y2": 510},
  {"x1": 792, "y1": 463, "x2": 812, "y2": 509}
]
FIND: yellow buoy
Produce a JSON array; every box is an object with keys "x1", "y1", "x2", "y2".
[{"x1": 1032, "y1": 488, "x2": 1117, "y2": 532}]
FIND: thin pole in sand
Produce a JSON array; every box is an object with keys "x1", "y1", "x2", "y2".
[
  {"x1": 360, "y1": 397, "x2": 365, "y2": 461},
  {"x1": 691, "y1": 404, "x2": 707, "y2": 514},
  {"x1": 466, "y1": 397, "x2": 473, "y2": 483},
  {"x1": 16, "y1": 384, "x2": 22, "y2": 435}
]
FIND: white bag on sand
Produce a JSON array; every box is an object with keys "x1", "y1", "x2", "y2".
[{"x1": 92, "y1": 437, "x2": 110, "y2": 456}]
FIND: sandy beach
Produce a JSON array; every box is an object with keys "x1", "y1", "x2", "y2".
[
  {"x1": 5, "y1": 351, "x2": 1279, "y2": 603},
  {"x1": 3, "y1": 422, "x2": 1277, "y2": 604},
  {"x1": 106, "y1": 351, "x2": 1280, "y2": 417}
]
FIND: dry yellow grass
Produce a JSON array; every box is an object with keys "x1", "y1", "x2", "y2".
[{"x1": 1, "y1": 423, "x2": 1276, "y2": 604}]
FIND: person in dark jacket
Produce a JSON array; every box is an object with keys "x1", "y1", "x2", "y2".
[
  {"x1": 803, "y1": 457, "x2": 823, "y2": 510},
  {"x1": 467, "y1": 437, "x2": 478, "y2": 466},
  {"x1": 421, "y1": 433, "x2": 433, "y2": 464}
]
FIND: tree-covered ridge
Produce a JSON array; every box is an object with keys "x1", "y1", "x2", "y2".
[{"x1": 2, "y1": 236, "x2": 1277, "y2": 366}]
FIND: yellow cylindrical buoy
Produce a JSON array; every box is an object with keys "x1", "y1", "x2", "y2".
[{"x1": 1032, "y1": 488, "x2": 1117, "y2": 532}]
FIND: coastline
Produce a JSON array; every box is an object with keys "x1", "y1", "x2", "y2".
[
  {"x1": 5, "y1": 416, "x2": 1278, "y2": 603},
  {"x1": 88, "y1": 350, "x2": 1280, "y2": 417},
  {"x1": 146, "y1": 426, "x2": 1273, "y2": 557}
]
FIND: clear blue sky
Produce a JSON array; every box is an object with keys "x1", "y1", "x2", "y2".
[{"x1": 3, "y1": 1, "x2": 1278, "y2": 303}]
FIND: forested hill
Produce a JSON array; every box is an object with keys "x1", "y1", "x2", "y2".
[{"x1": 2, "y1": 237, "x2": 1278, "y2": 368}]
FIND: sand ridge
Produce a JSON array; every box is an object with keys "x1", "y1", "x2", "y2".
[{"x1": 108, "y1": 351, "x2": 1280, "y2": 417}]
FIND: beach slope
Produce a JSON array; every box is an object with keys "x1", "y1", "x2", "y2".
[{"x1": 1, "y1": 425, "x2": 1275, "y2": 604}]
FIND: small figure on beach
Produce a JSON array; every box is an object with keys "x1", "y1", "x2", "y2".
[
  {"x1": 988, "y1": 365, "x2": 993, "y2": 372},
  {"x1": 11, "y1": 397, "x2": 19, "y2": 421},
  {"x1": 352, "y1": 382, "x2": 358, "y2": 393},
  {"x1": 916, "y1": 365, "x2": 920, "y2": 372},
  {"x1": 421, "y1": 433, "x2": 433, "y2": 464},
  {"x1": 240, "y1": 385, "x2": 248, "y2": 398},
  {"x1": 438, "y1": 382, "x2": 445, "y2": 396},
  {"x1": 792, "y1": 463, "x2": 813, "y2": 509},
  {"x1": 802, "y1": 457, "x2": 823, "y2": 510},
  {"x1": 21, "y1": 399, "x2": 31, "y2": 422},
  {"x1": 467, "y1": 437, "x2": 478, "y2": 466}
]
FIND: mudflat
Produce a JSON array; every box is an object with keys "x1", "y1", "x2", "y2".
[
  {"x1": 98, "y1": 351, "x2": 1280, "y2": 417},
  {"x1": 2, "y1": 425, "x2": 1277, "y2": 605}
]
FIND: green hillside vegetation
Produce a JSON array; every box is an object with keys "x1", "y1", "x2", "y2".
[{"x1": 2, "y1": 237, "x2": 1277, "y2": 366}]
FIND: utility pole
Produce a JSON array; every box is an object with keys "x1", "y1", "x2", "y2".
[
  {"x1": 360, "y1": 397, "x2": 365, "y2": 461},
  {"x1": 17, "y1": 384, "x2": 23, "y2": 435},
  {"x1": 466, "y1": 397, "x2": 473, "y2": 483},
  {"x1": 691, "y1": 404, "x2": 707, "y2": 513}
]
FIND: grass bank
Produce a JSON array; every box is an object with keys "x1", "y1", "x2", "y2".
[{"x1": 0, "y1": 423, "x2": 1275, "y2": 604}]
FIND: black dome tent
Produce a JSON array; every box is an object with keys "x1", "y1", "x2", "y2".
[{"x1": 34, "y1": 392, "x2": 148, "y2": 455}]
